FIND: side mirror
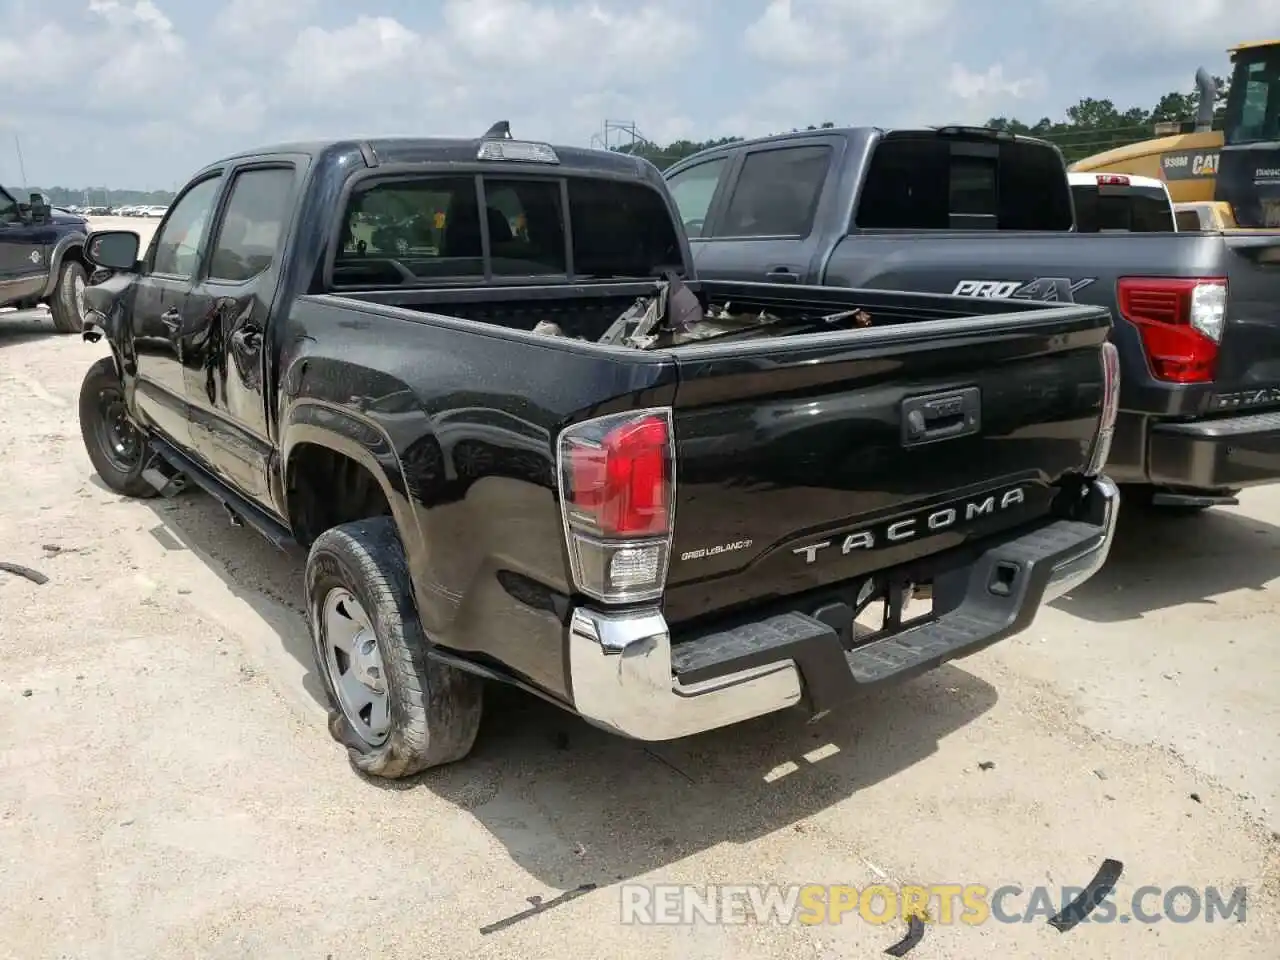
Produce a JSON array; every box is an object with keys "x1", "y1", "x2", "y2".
[
  {"x1": 86, "y1": 230, "x2": 141, "y2": 271},
  {"x1": 28, "y1": 192, "x2": 50, "y2": 223}
]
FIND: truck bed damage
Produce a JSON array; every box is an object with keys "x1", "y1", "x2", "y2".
[{"x1": 533, "y1": 275, "x2": 875, "y2": 348}]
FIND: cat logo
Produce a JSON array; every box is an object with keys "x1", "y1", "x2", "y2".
[
  {"x1": 951, "y1": 277, "x2": 1095, "y2": 302},
  {"x1": 1161, "y1": 149, "x2": 1219, "y2": 180}
]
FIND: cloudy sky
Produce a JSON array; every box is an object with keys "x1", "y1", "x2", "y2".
[{"x1": 2, "y1": 0, "x2": 1276, "y2": 190}]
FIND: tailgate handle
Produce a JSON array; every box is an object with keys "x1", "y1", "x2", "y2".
[{"x1": 901, "y1": 388, "x2": 981, "y2": 447}]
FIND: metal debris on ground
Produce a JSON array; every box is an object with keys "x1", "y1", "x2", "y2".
[
  {"x1": 478, "y1": 883, "x2": 597, "y2": 935},
  {"x1": 883, "y1": 913, "x2": 926, "y2": 956},
  {"x1": 1046, "y1": 858, "x2": 1124, "y2": 932},
  {"x1": 0, "y1": 562, "x2": 48, "y2": 585}
]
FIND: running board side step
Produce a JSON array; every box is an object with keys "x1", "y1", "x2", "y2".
[
  {"x1": 1150, "y1": 491, "x2": 1238, "y2": 508},
  {"x1": 147, "y1": 437, "x2": 297, "y2": 552}
]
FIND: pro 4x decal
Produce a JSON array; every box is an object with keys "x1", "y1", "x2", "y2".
[{"x1": 950, "y1": 277, "x2": 1096, "y2": 302}]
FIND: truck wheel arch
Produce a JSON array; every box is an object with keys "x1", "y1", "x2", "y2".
[
  {"x1": 280, "y1": 409, "x2": 430, "y2": 588},
  {"x1": 40, "y1": 233, "x2": 88, "y2": 299}
]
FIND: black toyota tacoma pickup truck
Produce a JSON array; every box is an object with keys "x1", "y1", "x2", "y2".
[
  {"x1": 664, "y1": 126, "x2": 1280, "y2": 511},
  {"x1": 75, "y1": 128, "x2": 1119, "y2": 778},
  {"x1": 0, "y1": 185, "x2": 91, "y2": 332}
]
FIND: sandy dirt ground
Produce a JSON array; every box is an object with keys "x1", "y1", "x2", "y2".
[{"x1": 0, "y1": 224, "x2": 1277, "y2": 958}]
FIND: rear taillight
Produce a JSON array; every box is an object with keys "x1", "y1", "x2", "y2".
[
  {"x1": 1086, "y1": 342, "x2": 1121, "y2": 475},
  {"x1": 558, "y1": 408, "x2": 675, "y2": 603},
  {"x1": 1116, "y1": 277, "x2": 1226, "y2": 383}
]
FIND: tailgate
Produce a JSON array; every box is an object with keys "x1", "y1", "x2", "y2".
[
  {"x1": 662, "y1": 303, "x2": 1110, "y2": 625},
  {"x1": 1210, "y1": 234, "x2": 1280, "y2": 410}
]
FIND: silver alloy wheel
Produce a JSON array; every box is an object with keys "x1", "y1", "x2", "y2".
[
  {"x1": 73, "y1": 271, "x2": 86, "y2": 320},
  {"x1": 320, "y1": 587, "x2": 390, "y2": 746}
]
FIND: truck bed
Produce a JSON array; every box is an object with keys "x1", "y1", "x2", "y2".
[
  {"x1": 335, "y1": 276, "x2": 1081, "y2": 344},
  {"x1": 310, "y1": 279, "x2": 1112, "y2": 628}
]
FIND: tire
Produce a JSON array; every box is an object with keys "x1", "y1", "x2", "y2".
[
  {"x1": 78, "y1": 356, "x2": 157, "y2": 498},
  {"x1": 305, "y1": 517, "x2": 483, "y2": 778},
  {"x1": 50, "y1": 258, "x2": 88, "y2": 333}
]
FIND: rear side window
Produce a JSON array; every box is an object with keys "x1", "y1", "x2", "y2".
[
  {"x1": 854, "y1": 136, "x2": 1074, "y2": 231},
  {"x1": 717, "y1": 145, "x2": 832, "y2": 237},
  {"x1": 332, "y1": 175, "x2": 680, "y2": 287},
  {"x1": 1072, "y1": 185, "x2": 1175, "y2": 232},
  {"x1": 207, "y1": 167, "x2": 296, "y2": 282}
]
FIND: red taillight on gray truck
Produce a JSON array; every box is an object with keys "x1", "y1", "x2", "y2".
[
  {"x1": 1116, "y1": 277, "x2": 1226, "y2": 384},
  {"x1": 557, "y1": 408, "x2": 675, "y2": 603},
  {"x1": 1087, "y1": 341, "x2": 1120, "y2": 475}
]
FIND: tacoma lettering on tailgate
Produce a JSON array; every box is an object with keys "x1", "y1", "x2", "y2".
[{"x1": 792, "y1": 487, "x2": 1026, "y2": 563}]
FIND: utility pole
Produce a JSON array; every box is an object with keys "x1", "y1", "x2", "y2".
[{"x1": 13, "y1": 134, "x2": 27, "y2": 192}]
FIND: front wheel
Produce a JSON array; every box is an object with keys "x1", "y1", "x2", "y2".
[
  {"x1": 305, "y1": 517, "x2": 484, "y2": 778},
  {"x1": 78, "y1": 356, "x2": 157, "y2": 498},
  {"x1": 50, "y1": 259, "x2": 88, "y2": 333}
]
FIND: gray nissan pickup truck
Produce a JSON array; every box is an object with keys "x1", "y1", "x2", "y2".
[{"x1": 664, "y1": 126, "x2": 1280, "y2": 512}]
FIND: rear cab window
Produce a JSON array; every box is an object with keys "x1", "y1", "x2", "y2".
[
  {"x1": 1070, "y1": 176, "x2": 1175, "y2": 232},
  {"x1": 331, "y1": 173, "x2": 682, "y2": 287},
  {"x1": 853, "y1": 131, "x2": 1074, "y2": 231},
  {"x1": 1174, "y1": 209, "x2": 1203, "y2": 231}
]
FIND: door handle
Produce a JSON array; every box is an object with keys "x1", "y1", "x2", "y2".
[
  {"x1": 160, "y1": 308, "x2": 180, "y2": 331},
  {"x1": 231, "y1": 325, "x2": 262, "y2": 351},
  {"x1": 766, "y1": 267, "x2": 801, "y2": 283}
]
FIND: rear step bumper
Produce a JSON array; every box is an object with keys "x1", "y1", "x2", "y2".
[
  {"x1": 567, "y1": 476, "x2": 1119, "y2": 742},
  {"x1": 1149, "y1": 410, "x2": 1280, "y2": 490}
]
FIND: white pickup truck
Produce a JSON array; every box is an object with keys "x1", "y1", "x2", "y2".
[{"x1": 1067, "y1": 171, "x2": 1177, "y2": 232}]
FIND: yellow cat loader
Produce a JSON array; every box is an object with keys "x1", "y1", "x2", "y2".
[{"x1": 1071, "y1": 41, "x2": 1280, "y2": 229}]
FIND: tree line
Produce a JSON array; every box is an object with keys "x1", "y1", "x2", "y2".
[
  {"x1": 22, "y1": 76, "x2": 1231, "y2": 195},
  {"x1": 23, "y1": 187, "x2": 176, "y2": 208},
  {"x1": 613, "y1": 77, "x2": 1230, "y2": 169}
]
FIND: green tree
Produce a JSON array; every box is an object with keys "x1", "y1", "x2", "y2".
[{"x1": 615, "y1": 80, "x2": 1234, "y2": 169}]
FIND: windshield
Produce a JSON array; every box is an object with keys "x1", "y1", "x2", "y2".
[
  {"x1": 331, "y1": 173, "x2": 683, "y2": 288},
  {"x1": 1071, "y1": 184, "x2": 1175, "y2": 232},
  {"x1": 1224, "y1": 47, "x2": 1280, "y2": 145}
]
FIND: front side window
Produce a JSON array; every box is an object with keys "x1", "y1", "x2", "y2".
[
  {"x1": 152, "y1": 176, "x2": 222, "y2": 278},
  {"x1": 207, "y1": 167, "x2": 296, "y2": 282},
  {"x1": 1225, "y1": 53, "x2": 1280, "y2": 145},
  {"x1": 665, "y1": 157, "x2": 729, "y2": 237}
]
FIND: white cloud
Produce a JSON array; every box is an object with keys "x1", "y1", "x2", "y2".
[
  {"x1": 282, "y1": 16, "x2": 444, "y2": 98},
  {"x1": 14, "y1": 0, "x2": 1280, "y2": 190},
  {"x1": 743, "y1": 0, "x2": 845, "y2": 66},
  {"x1": 441, "y1": 0, "x2": 697, "y2": 79},
  {"x1": 1045, "y1": 0, "x2": 1276, "y2": 49},
  {"x1": 949, "y1": 64, "x2": 1041, "y2": 102},
  {"x1": 806, "y1": 0, "x2": 953, "y2": 40}
]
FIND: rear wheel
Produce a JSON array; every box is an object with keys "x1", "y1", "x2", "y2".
[
  {"x1": 306, "y1": 517, "x2": 484, "y2": 778},
  {"x1": 50, "y1": 259, "x2": 87, "y2": 333},
  {"x1": 78, "y1": 356, "x2": 156, "y2": 498}
]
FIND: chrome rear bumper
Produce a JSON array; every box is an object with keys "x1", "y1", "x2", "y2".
[{"x1": 567, "y1": 476, "x2": 1119, "y2": 742}]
